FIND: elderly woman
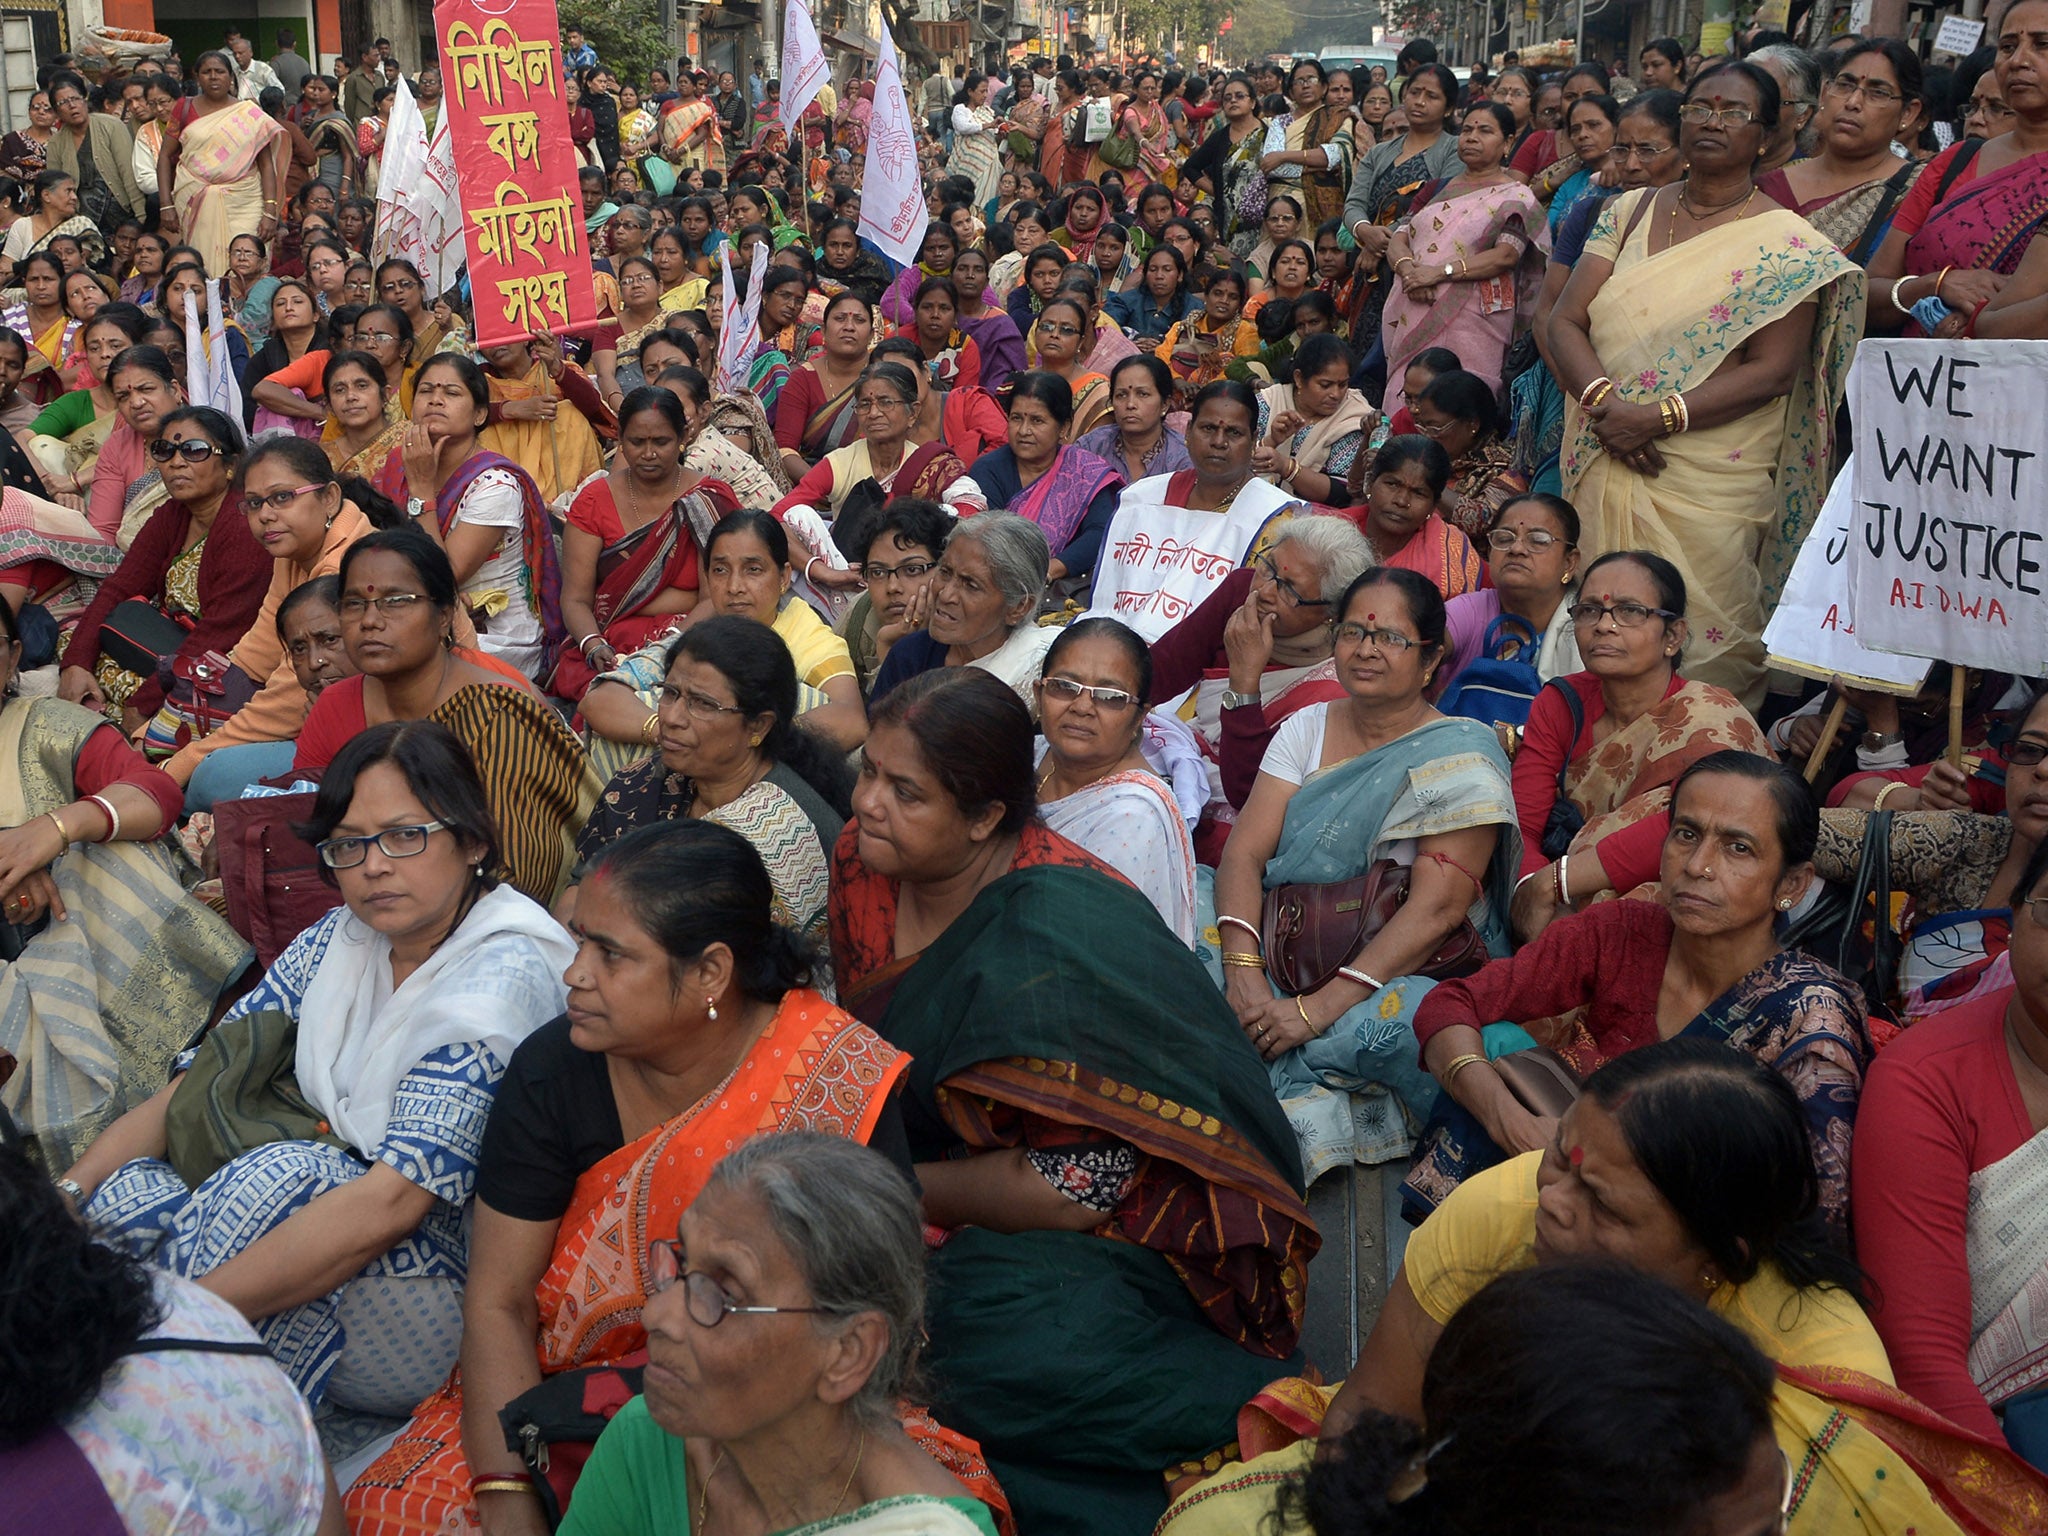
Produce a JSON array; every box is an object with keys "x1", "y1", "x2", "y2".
[
  {"x1": 1748, "y1": 44, "x2": 1825, "y2": 175},
  {"x1": 68, "y1": 720, "x2": 574, "y2": 1415},
  {"x1": 1757, "y1": 39, "x2": 1926, "y2": 264},
  {"x1": 1436, "y1": 492, "x2": 1583, "y2": 702},
  {"x1": 831, "y1": 668, "x2": 1315, "y2": 1535},
  {"x1": 1407, "y1": 752, "x2": 1871, "y2": 1223},
  {"x1": 1213, "y1": 566, "x2": 1520, "y2": 1174},
  {"x1": 570, "y1": 617, "x2": 851, "y2": 943},
  {"x1": 868, "y1": 512, "x2": 1056, "y2": 709},
  {"x1": 968, "y1": 371, "x2": 1123, "y2": 595},
  {"x1": 1033, "y1": 618, "x2": 1197, "y2": 944},
  {"x1": 1853, "y1": 833, "x2": 2048, "y2": 1467},
  {"x1": 1548, "y1": 60, "x2": 1864, "y2": 709},
  {"x1": 1349, "y1": 435, "x2": 1484, "y2": 599},
  {"x1": 1252, "y1": 333, "x2": 1374, "y2": 508},
  {"x1": 346, "y1": 832, "x2": 920, "y2": 1536},
  {"x1": 1508, "y1": 550, "x2": 1770, "y2": 940}
]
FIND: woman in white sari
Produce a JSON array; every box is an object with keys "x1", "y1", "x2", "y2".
[
  {"x1": 157, "y1": 51, "x2": 285, "y2": 272},
  {"x1": 1033, "y1": 619, "x2": 1198, "y2": 945},
  {"x1": 66, "y1": 720, "x2": 574, "y2": 1415}
]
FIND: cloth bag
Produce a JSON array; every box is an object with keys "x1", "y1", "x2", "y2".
[{"x1": 163, "y1": 1006, "x2": 350, "y2": 1188}]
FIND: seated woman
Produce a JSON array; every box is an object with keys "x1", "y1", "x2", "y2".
[
  {"x1": 845, "y1": 497, "x2": 951, "y2": 696},
  {"x1": 1802, "y1": 689, "x2": 2048, "y2": 1023},
  {"x1": 968, "y1": 371, "x2": 1123, "y2": 596},
  {"x1": 1075, "y1": 354, "x2": 1194, "y2": 485},
  {"x1": 1157, "y1": 268, "x2": 1259, "y2": 397},
  {"x1": 241, "y1": 277, "x2": 330, "y2": 435},
  {"x1": 21, "y1": 306, "x2": 147, "y2": 514},
  {"x1": 1213, "y1": 567, "x2": 1520, "y2": 1174},
  {"x1": 1412, "y1": 368, "x2": 1529, "y2": 541},
  {"x1": 771, "y1": 290, "x2": 873, "y2": 481},
  {"x1": 0, "y1": 1146, "x2": 339, "y2": 1534},
  {"x1": 346, "y1": 831, "x2": 920, "y2": 1536},
  {"x1": 1034, "y1": 619, "x2": 1197, "y2": 945},
  {"x1": 56, "y1": 405, "x2": 270, "y2": 730},
  {"x1": 321, "y1": 347, "x2": 408, "y2": 484},
  {"x1": 1167, "y1": 1040, "x2": 2048, "y2": 1536},
  {"x1": 684, "y1": 389, "x2": 793, "y2": 514},
  {"x1": 952, "y1": 244, "x2": 1027, "y2": 387},
  {"x1": 1146, "y1": 516, "x2": 1373, "y2": 842},
  {"x1": 1240, "y1": 237, "x2": 1315, "y2": 323},
  {"x1": 880, "y1": 219, "x2": 966, "y2": 328},
  {"x1": 551, "y1": 1132, "x2": 1013, "y2": 1535},
  {"x1": 1256, "y1": 1264, "x2": 1785, "y2": 1536},
  {"x1": 0, "y1": 600, "x2": 247, "y2": 1170},
  {"x1": 1251, "y1": 333, "x2": 1374, "y2": 508},
  {"x1": 1436, "y1": 491, "x2": 1583, "y2": 701},
  {"x1": 831, "y1": 668, "x2": 1316, "y2": 1536},
  {"x1": 572, "y1": 616, "x2": 851, "y2": 942},
  {"x1": 740, "y1": 264, "x2": 820, "y2": 415},
  {"x1": 868, "y1": 512, "x2": 1058, "y2": 709},
  {"x1": 1004, "y1": 243, "x2": 1070, "y2": 339},
  {"x1": 1853, "y1": 834, "x2": 2048, "y2": 1468},
  {"x1": 158, "y1": 437, "x2": 382, "y2": 804},
  {"x1": 816, "y1": 215, "x2": 893, "y2": 307},
  {"x1": 1410, "y1": 751, "x2": 1871, "y2": 1222},
  {"x1": 475, "y1": 336, "x2": 608, "y2": 512},
  {"x1": 1026, "y1": 296, "x2": 1113, "y2": 439},
  {"x1": 395, "y1": 352, "x2": 567, "y2": 681},
  {"x1": 879, "y1": 334, "x2": 1013, "y2": 467},
  {"x1": 294, "y1": 526, "x2": 597, "y2": 906},
  {"x1": 893, "y1": 275, "x2": 983, "y2": 391},
  {"x1": 1509, "y1": 550, "x2": 1769, "y2": 934},
  {"x1": 1347, "y1": 435, "x2": 1484, "y2": 599},
  {"x1": 553, "y1": 387, "x2": 739, "y2": 702},
  {"x1": 69, "y1": 720, "x2": 575, "y2": 1416}
]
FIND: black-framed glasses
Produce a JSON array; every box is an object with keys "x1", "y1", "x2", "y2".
[
  {"x1": 338, "y1": 592, "x2": 426, "y2": 619},
  {"x1": 658, "y1": 683, "x2": 748, "y2": 720},
  {"x1": 862, "y1": 558, "x2": 935, "y2": 583},
  {"x1": 1824, "y1": 73, "x2": 1904, "y2": 105},
  {"x1": 148, "y1": 436, "x2": 232, "y2": 463},
  {"x1": 1485, "y1": 528, "x2": 1568, "y2": 551},
  {"x1": 1254, "y1": 554, "x2": 1330, "y2": 609},
  {"x1": 648, "y1": 1239, "x2": 833, "y2": 1327},
  {"x1": 2006, "y1": 739, "x2": 2048, "y2": 768},
  {"x1": 1568, "y1": 599, "x2": 1678, "y2": 629},
  {"x1": 1039, "y1": 675, "x2": 1140, "y2": 710},
  {"x1": 1333, "y1": 622, "x2": 1423, "y2": 653},
  {"x1": 317, "y1": 820, "x2": 447, "y2": 868},
  {"x1": 241, "y1": 484, "x2": 328, "y2": 516}
]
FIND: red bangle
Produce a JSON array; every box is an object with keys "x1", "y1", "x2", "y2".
[{"x1": 1967, "y1": 297, "x2": 1992, "y2": 337}]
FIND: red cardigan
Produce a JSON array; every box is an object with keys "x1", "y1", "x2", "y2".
[
  {"x1": 1511, "y1": 671, "x2": 1685, "y2": 887},
  {"x1": 61, "y1": 499, "x2": 271, "y2": 718},
  {"x1": 1850, "y1": 989, "x2": 2037, "y2": 1443}
]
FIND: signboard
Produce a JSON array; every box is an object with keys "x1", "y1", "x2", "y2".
[
  {"x1": 1761, "y1": 456, "x2": 1932, "y2": 695},
  {"x1": 1083, "y1": 478, "x2": 1295, "y2": 642},
  {"x1": 1933, "y1": 15, "x2": 1985, "y2": 56},
  {"x1": 1846, "y1": 340, "x2": 2048, "y2": 678},
  {"x1": 434, "y1": 0, "x2": 602, "y2": 347}
]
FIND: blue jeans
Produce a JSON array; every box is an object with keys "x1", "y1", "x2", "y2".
[{"x1": 184, "y1": 740, "x2": 301, "y2": 813}]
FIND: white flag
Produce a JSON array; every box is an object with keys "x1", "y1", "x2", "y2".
[
  {"x1": 780, "y1": 0, "x2": 831, "y2": 136},
  {"x1": 374, "y1": 76, "x2": 465, "y2": 299},
  {"x1": 182, "y1": 286, "x2": 243, "y2": 424},
  {"x1": 715, "y1": 239, "x2": 773, "y2": 395},
  {"x1": 858, "y1": 19, "x2": 926, "y2": 269}
]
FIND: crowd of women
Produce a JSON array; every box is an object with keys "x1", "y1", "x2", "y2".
[{"x1": 6, "y1": 15, "x2": 2048, "y2": 1536}]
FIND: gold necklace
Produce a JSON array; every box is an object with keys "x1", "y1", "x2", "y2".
[
  {"x1": 1667, "y1": 183, "x2": 1756, "y2": 248},
  {"x1": 696, "y1": 1430, "x2": 866, "y2": 1532}
]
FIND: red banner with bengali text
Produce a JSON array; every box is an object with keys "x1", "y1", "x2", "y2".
[{"x1": 433, "y1": 0, "x2": 601, "y2": 347}]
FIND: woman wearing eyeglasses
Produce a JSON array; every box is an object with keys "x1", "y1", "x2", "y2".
[
  {"x1": 1435, "y1": 493, "x2": 1584, "y2": 705},
  {"x1": 69, "y1": 719, "x2": 574, "y2": 1423},
  {"x1": 1549, "y1": 61, "x2": 1863, "y2": 710},
  {"x1": 293, "y1": 525, "x2": 595, "y2": 905},
  {"x1": 1508, "y1": 550, "x2": 1769, "y2": 946},
  {"x1": 1755, "y1": 40, "x2": 1927, "y2": 264},
  {"x1": 57, "y1": 405, "x2": 269, "y2": 729},
  {"x1": 1032, "y1": 619, "x2": 1196, "y2": 945}
]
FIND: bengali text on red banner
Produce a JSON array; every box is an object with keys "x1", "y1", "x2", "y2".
[{"x1": 433, "y1": 0, "x2": 601, "y2": 348}]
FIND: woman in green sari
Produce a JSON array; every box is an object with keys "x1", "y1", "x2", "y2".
[
  {"x1": 829, "y1": 668, "x2": 1317, "y2": 1536},
  {"x1": 0, "y1": 597, "x2": 250, "y2": 1168}
]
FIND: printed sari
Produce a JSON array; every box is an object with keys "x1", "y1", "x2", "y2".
[
  {"x1": 324, "y1": 411, "x2": 407, "y2": 484},
  {"x1": 1123, "y1": 99, "x2": 1178, "y2": 188},
  {"x1": 989, "y1": 443, "x2": 1122, "y2": 555},
  {"x1": 1379, "y1": 178, "x2": 1549, "y2": 419},
  {"x1": 1377, "y1": 511, "x2": 1484, "y2": 598},
  {"x1": 437, "y1": 449, "x2": 569, "y2": 678},
  {"x1": 1760, "y1": 159, "x2": 1923, "y2": 265},
  {"x1": 660, "y1": 97, "x2": 719, "y2": 174},
  {"x1": 344, "y1": 989, "x2": 910, "y2": 1536},
  {"x1": 431, "y1": 681, "x2": 600, "y2": 906},
  {"x1": 0, "y1": 696, "x2": 250, "y2": 1170},
  {"x1": 170, "y1": 101, "x2": 284, "y2": 273},
  {"x1": 1561, "y1": 192, "x2": 1864, "y2": 708},
  {"x1": 800, "y1": 370, "x2": 862, "y2": 460},
  {"x1": 0, "y1": 487, "x2": 124, "y2": 640},
  {"x1": 1900, "y1": 148, "x2": 2048, "y2": 303},
  {"x1": 1280, "y1": 104, "x2": 1354, "y2": 228},
  {"x1": 1216, "y1": 125, "x2": 1269, "y2": 251},
  {"x1": 832, "y1": 831, "x2": 1317, "y2": 1536},
  {"x1": 1964, "y1": 1125, "x2": 2048, "y2": 1451}
]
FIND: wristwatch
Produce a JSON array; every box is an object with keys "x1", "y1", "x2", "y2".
[
  {"x1": 1442, "y1": 261, "x2": 1456, "y2": 279},
  {"x1": 407, "y1": 496, "x2": 429, "y2": 520},
  {"x1": 1860, "y1": 730, "x2": 1903, "y2": 752},
  {"x1": 1220, "y1": 689, "x2": 1261, "y2": 711}
]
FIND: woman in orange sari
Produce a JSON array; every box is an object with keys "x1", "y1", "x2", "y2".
[
  {"x1": 1348, "y1": 435, "x2": 1484, "y2": 598},
  {"x1": 345, "y1": 821, "x2": 916, "y2": 1536}
]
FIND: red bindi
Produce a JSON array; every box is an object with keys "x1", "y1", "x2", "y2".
[{"x1": 1569, "y1": 1145, "x2": 1585, "y2": 1168}]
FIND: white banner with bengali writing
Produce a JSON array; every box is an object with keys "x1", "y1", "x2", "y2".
[{"x1": 1083, "y1": 477, "x2": 1300, "y2": 643}]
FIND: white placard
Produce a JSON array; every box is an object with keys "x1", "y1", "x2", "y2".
[
  {"x1": 1846, "y1": 340, "x2": 2048, "y2": 678},
  {"x1": 1847, "y1": 0, "x2": 1873, "y2": 32},
  {"x1": 1933, "y1": 15, "x2": 1985, "y2": 55},
  {"x1": 1762, "y1": 456, "x2": 1932, "y2": 695},
  {"x1": 1082, "y1": 478, "x2": 1298, "y2": 642}
]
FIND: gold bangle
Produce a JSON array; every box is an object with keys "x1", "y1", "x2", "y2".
[
  {"x1": 471, "y1": 1479, "x2": 539, "y2": 1497},
  {"x1": 1872, "y1": 781, "x2": 1908, "y2": 809},
  {"x1": 641, "y1": 710, "x2": 660, "y2": 741},
  {"x1": 45, "y1": 809, "x2": 71, "y2": 847},
  {"x1": 1296, "y1": 995, "x2": 1315, "y2": 1033},
  {"x1": 1441, "y1": 1052, "x2": 1487, "y2": 1088},
  {"x1": 1221, "y1": 949, "x2": 1264, "y2": 965}
]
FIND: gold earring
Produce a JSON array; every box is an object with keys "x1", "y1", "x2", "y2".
[{"x1": 706, "y1": 997, "x2": 718, "y2": 1022}]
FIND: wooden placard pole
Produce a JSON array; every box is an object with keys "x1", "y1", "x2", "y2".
[
  {"x1": 1803, "y1": 694, "x2": 1849, "y2": 783},
  {"x1": 1948, "y1": 667, "x2": 1966, "y2": 769}
]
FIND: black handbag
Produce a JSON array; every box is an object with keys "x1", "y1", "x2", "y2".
[
  {"x1": 98, "y1": 599, "x2": 190, "y2": 679},
  {"x1": 500, "y1": 1358, "x2": 647, "y2": 1529},
  {"x1": 1539, "y1": 679, "x2": 1587, "y2": 860},
  {"x1": 1783, "y1": 809, "x2": 1900, "y2": 1018}
]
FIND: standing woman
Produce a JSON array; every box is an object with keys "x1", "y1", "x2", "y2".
[
  {"x1": 1260, "y1": 61, "x2": 1355, "y2": 234},
  {"x1": 1490, "y1": 68, "x2": 1537, "y2": 161},
  {"x1": 1535, "y1": 94, "x2": 1620, "y2": 235},
  {"x1": 554, "y1": 387, "x2": 740, "y2": 701},
  {"x1": 1380, "y1": 102, "x2": 1548, "y2": 420},
  {"x1": 157, "y1": 50, "x2": 284, "y2": 273},
  {"x1": 1119, "y1": 70, "x2": 1178, "y2": 191},
  {"x1": 1757, "y1": 39, "x2": 1925, "y2": 264},
  {"x1": 1548, "y1": 60, "x2": 1863, "y2": 708},
  {"x1": 0, "y1": 89, "x2": 54, "y2": 184},
  {"x1": 949, "y1": 73, "x2": 1003, "y2": 210},
  {"x1": 1343, "y1": 64, "x2": 1464, "y2": 367},
  {"x1": 1181, "y1": 74, "x2": 1267, "y2": 252},
  {"x1": 396, "y1": 353, "x2": 565, "y2": 681},
  {"x1": 772, "y1": 290, "x2": 874, "y2": 481},
  {"x1": 297, "y1": 74, "x2": 357, "y2": 198}
]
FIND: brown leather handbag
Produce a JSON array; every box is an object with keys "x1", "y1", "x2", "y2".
[
  {"x1": 1261, "y1": 859, "x2": 1488, "y2": 997},
  {"x1": 1491, "y1": 1047, "x2": 1583, "y2": 1119}
]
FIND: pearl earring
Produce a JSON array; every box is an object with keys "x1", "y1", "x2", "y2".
[
  {"x1": 1778, "y1": 898, "x2": 1793, "y2": 910},
  {"x1": 706, "y1": 997, "x2": 718, "y2": 1022}
]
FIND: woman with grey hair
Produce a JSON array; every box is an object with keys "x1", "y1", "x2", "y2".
[
  {"x1": 556, "y1": 1133, "x2": 1006, "y2": 1535},
  {"x1": 1749, "y1": 43, "x2": 1824, "y2": 170},
  {"x1": 867, "y1": 510, "x2": 1059, "y2": 710}
]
